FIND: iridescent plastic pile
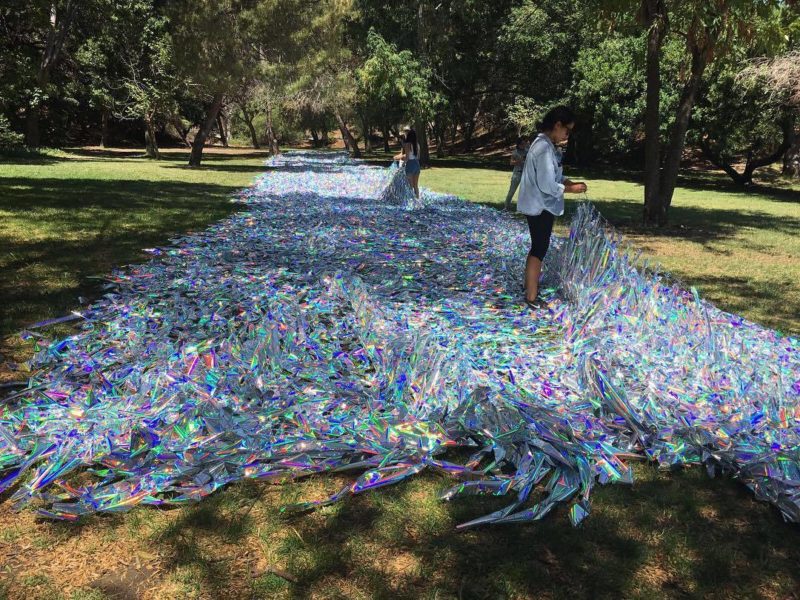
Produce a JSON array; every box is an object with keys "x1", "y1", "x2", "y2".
[{"x1": 1, "y1": 151, "x2": 798, "y2": 525}]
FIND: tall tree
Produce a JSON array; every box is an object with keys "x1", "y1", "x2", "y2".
[
  {"x1": 23, "y1": 1, "x2": 79, "y2": 147},
  {"x1": 738, "y1": 50, "x2": 800, "y2": 178},
  {"x1": 639, "y1": 0, "x2": 668, "y2": 225},
  {"x1": 599, "y1": 0, "x2": 787, "y2": 225},
  {"x1": 170, "y1": 0, "x2": 313, "y2": 166},
  {"x1": 356, "y1": 30, "x2": 436, "y2": 155},
  {"x1": 168, "y1": 1, "x2": 250, "y2": 166},
  {"x1": 291, "y1": 0, "x2": 364, "y2": 157},
  {"x1": 647, "y1": 0, "x2": 785, "y2": 225},
  {"x1": 76, "y1": 0, "x2": 177, "y2": 157},
  {"x1": 696, "y1": 28, "x2": 798, "y2": 187}
]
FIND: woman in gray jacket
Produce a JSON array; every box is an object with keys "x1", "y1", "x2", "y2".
[{"x1": 517, "y1": 106, "x2": 588, "y2": 307}]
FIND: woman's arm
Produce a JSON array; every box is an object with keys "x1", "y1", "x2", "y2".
[{"x1": 393, "y1": 143, "x2": 409, "y2": 161}]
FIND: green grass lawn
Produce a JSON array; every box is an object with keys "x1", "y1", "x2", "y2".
[
  {"x1": 1, "y1": 147, "x2": 800, "y2": 600},
  {"x1": 0, "y1": 147, "x2": 272, "y2": 384},
  {"x1": 0, "y1": 148, "x2": 269, "y2": 346}
]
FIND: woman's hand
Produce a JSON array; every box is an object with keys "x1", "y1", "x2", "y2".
[{"x1": 566, "y1": 182, "x2": 587, "y2": 194}]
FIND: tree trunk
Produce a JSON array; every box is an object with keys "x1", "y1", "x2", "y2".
[
  {"x1": 321, "y1": 129, "x2": 330, "y2": 146},
  {"x1": 362, "y1": 118, "x2": 371, "y2": 153},
  {"x1": 216, "y1": 112, "x2": 228, "y2": 148},
  {"x1": 572, "y1": 118, "x2": 594, "y2": 167},
  {"x1": 415, "y1": 0, "x2": 432, "y2": 165},
  {"x1": 433, "y1": 118, "x2": 446, "y2": 158},
  {"x1": 701, "y1": 114, "x2": 794, "y2": 186},
  {"x1": 239, "y1": 106, "x2": 259, "y2": 148},
  {"x1": 335, "y1": 112, "x2": 361, "y2": 158},
  {"x1": 265, "y1": 117, "x2": 279, "y2": 155},
  {"x1": 463, "y1": 116, "x2": 477, "y2": 153},
  {"x1": 263, "y1": 93, "x2": 280, "y2": 156},
  {"x1": 641, "y1": 0, "x2": 668, "y2": 226},
  {"x1": 699, "y1": 138, "x2": 749, "y2": 185},
  {"x1": 416, "y1": 120, "x2": 430, "y2": 165},
  {"x1": 310, "y1": 129, "x2": 320, "y2": 147},
  {"x1": 25, "y1": 1, "x2": 78, "y2": 147},
  {"x1": 382, "y1": 124, "x2": 391, "y2": 152},
  {"x1": 172, "y1": 115, "x2": 191, "y2": 147},
  {"x1": 656, "y1": 42, "x2": 710, "y2": 218},
  {"x1": 144, "y1": 114, "x2": 159, "y2": 159},
  {"x1": 100, "y1": 108, "x2": 110, "y2": 148},
  {"x1": 189, "y1": 92, "x2": 225, "y2": 167},
  {"x1": 784, "y1": 127, "x2": 800, "y2": 178},
  {"x1": 26, "y1": 101, "x2": 43, "y2": 148}
]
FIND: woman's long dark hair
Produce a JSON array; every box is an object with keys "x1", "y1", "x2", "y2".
[
  {"x1": 404, "y1": 128, "x2": 419, "y2": 156},
  {"x1": 538, "y1": 106, "x2": 575, "y2": 132}
]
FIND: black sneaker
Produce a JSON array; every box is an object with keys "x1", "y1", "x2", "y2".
[{"x1": 524, "y1": 297, "x2": 548, "y2": 310}]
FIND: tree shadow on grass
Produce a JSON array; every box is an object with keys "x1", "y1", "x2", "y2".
[
  {"x1": 425, "y1": 154, "x2": 800, "y2": 204},
  {"x1": 477, "y1": 196, "x2": 800, "y2": 248},
  {"x1": 675, "y1": 174, "x2": 800, "y2": 205},
  {"x1": 266, "y1": 467, "x2": 800, "y2": 600},
  {"x1": 244, "y1": 466, "x2": 800, "y2": 599},
  {"x1": 0, "y1": 150, "x2": 64, "y2": 166},
  {"x1": 165, "y1": 163, "x2": 269, "y2": 174},
  {"x1": 62, "y1": 147, "x2": 273, "y2": 162},
  {"x1": 588, "y1": 200, "x2": 799, "y2": 244},
  {"x1": 7, "y1": 465, "x2": 800, "y2": 599},
  {"x1": 680, "y1": 273, "x2": 798, "y2": 335},
  {"x1": 577, "y1": 166, "x2": 800, "y2": 205},
  {"x1": 0, "y1": 177, "x2": 244, "y2": 339},
  {"x1": 148, "y1": 495, "x2": 256, "y2": 599}
]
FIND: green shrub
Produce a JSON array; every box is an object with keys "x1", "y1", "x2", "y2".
[{"x1": 0, "y1": 114, "x2": 23, "y2": 149}]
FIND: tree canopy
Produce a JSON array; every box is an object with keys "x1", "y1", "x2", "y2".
[{"x1": 1, "y1": 0, "x2": 798, "y2": 213}]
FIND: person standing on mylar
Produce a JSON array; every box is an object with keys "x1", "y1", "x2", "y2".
[
  {"x1": 518, "y1": 106, "x2": 588, "y2": 307},
  {"x1": 394, "y1": 126, "x2": 421, "y2": 199}
]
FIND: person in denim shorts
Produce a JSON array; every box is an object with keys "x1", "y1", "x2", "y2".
[
  {"x1": 517, "y1": 106, "x2": 588, "y2": 308},
  {"x1": 394, "y1": 126, "x2": 421, "y2": 198}
]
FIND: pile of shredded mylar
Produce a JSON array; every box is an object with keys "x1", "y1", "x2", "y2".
[{"x1": 1, "y1": 151, "x2": 798, "y2": 526}]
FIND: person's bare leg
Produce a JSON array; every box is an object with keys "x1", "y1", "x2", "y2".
[
  {"x1": 525, "y1": 255, "x2": 542, "y2": 303},
  {"x1": 411, "y1": 174, "x2": 420, "y2": 198},
  {"x1": 505, "y1": 175, "x2": 521, "y2": 211}
]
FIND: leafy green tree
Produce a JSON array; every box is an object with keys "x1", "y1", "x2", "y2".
[
  {"x1": 0, "y1": 1, "x2": 81, "y2": 147},
  {"x1": 25, "y1": 1, "x2": 80, "y2": 147},
  {"x1": 289, "y1": 0, "x2": 364, "y2": 157},
  {"x1": 737, "y1": 48, "x2": 800, "y2": 178},
  {"x1": 570, "y1": 34, "x2": 685, "y2": 159},
  {"x1": 352, "y1": 0, "x2": 590, "y2": 159},
  {"x1": 598, "y1": 0, "x2": 790, "y2": 225},
  {"x1": 75, "y1": 0, "x2": 177, "y2": 157},
  {"x1": 652, "y1": 0, "x2": 788, "y2": 224},
  {"x1": 694, "y1": 57, "x2": 795, "y2": 185},
  {"x1": 169, "y1": 0, "x2": 315, "y2": 166},
  {"x1": 168, "y1": 0, "x2": 253, "y2": 166},
  {"x1": 356, "y1": 30, "x2": 437, "y2": 153}
]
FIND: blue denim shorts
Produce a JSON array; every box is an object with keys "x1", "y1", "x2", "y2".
[{"x1": 405, "y1": 158, "x2": 421, "y2": 176}]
